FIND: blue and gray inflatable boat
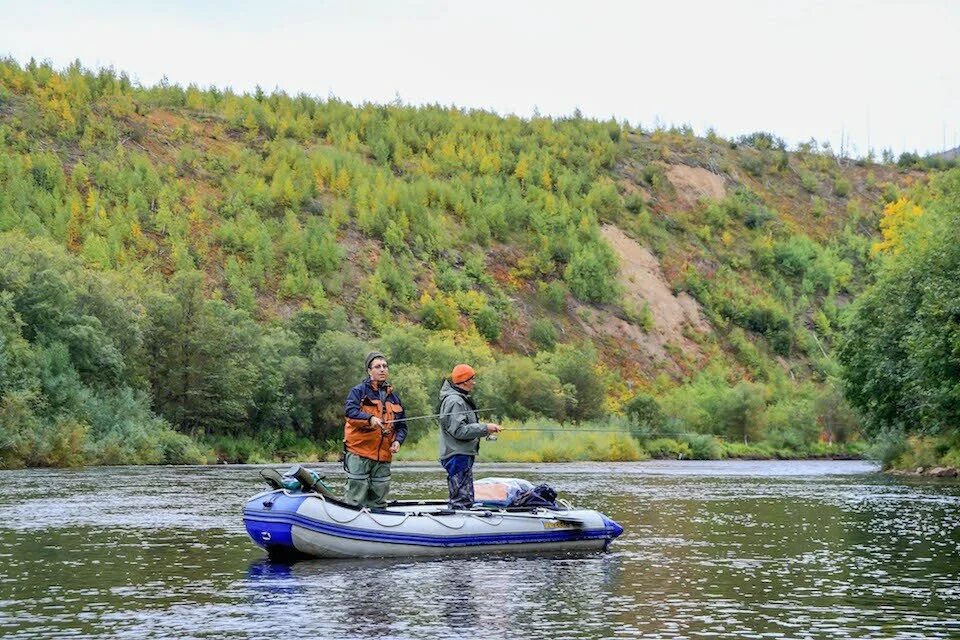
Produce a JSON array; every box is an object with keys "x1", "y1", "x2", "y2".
[{"x1": 243, "y1": 472, "x2": 623, "y2": 559}]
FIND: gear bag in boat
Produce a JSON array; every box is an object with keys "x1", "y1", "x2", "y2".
[
  {"x1": 473, "y1": 477, "x2": 559, "y2": 508},
  {"x1": 512, "y1": 483, "x2": 559, "y2": 508}
]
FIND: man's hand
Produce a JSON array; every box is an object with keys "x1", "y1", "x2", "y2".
[
  {"x1": 390, "y1": 440, "x2": 401, "y2": 454},
  {"x1": 370, "y1": 416, "x2": 384, "y2": 429},
  {"x1": 487, "y1": 423, "x2": 502, "y2": 434}
]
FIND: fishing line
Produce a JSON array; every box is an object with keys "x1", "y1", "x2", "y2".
[
  {"x1": 503, "y1": 427, "x2": 730, "y2": 440},
  {"x1": 386, "y1": 408, "x2": 496, "y2": 424},
  {"x1": 391, "y1": 413, "x2": 728, "y2": 440}
]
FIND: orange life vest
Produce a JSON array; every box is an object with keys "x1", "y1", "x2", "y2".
[{"x1": 344, "y1": 384, "x2": 403, "y2": 463}]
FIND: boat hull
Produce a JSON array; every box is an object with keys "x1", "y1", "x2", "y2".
[{"x1": 243, "y1": 490, "x2": 623, "y2": 559}]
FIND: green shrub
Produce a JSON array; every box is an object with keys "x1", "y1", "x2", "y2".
[
  {"x1": 714, "y1": 381, "x2": 769, "y2": 444},
  {"x1": 896, "y1": 436, "x2": 940, "y2": 470},
  {"x1": 800, "y1": 171, "x2": 819, "y2": 193},
  {"x1": 737, "y1": 132, "x2": 786, "y2": 150},
  {"x1": 586, "y1": 180, "x2": 622, "y2": 221},
  {"x1": 475, "y1": 356, "x2": 570, "y2": 421},
  {"x1": 728, "y1": 328, "x2": 771, "y2": 380},
  {"x1": 625, "y1": 392, "x2": 665, "y2": 432},
  {"x1": 721, "y1": 441, "x2": 776, "y2": 458},
  {"x1": 866, "y1": 428, "x2": 907, "y2": 469},
  {"x1": 637, "y1": 302, "x2": 654, "y2": 332},
  {"x1": 644, "y1": 438, "x2": 692, "y2": 459},
  {"x1": 739, "y1": 151, "x2": 767, "y2": 177},
  {"x1": 704, "y1": 200, "x2": 729, "y2": 229},
  {"x1": 474, "y1": 306, "x2": 501, "y2": 342},
  {"x1": 621, "y1": 299, "x2": 654, "y2": 332},
  {"x1": 207, "y1": 435, "x2": 266, "y2": 463},
  {"x1": 774, "y1": 235, "x2": 819, "y2": 278},
  {"x1": 418, "y1": 293, "x2": 460, "y2": 331},
  {"x1": 641, "y1": 162, "x2": 673, "y2": 194},
  {"x1": 681, "y1": 433, "x2": 723, "y2": 459},
  {"x1": 743, "y1": 301, "x2": 793, "y2": 355},
  {"x1": 538, "y1": 281, "x2": 567, "y2": 312},
  {"x1": 897, "y1": 152, "x2": 920, "y2": 169},
  {"x1": 625, "y1": 192, "x2": 646, "y2": 214},
  {"x1": 765, "y1": 397, "x2": 818, "y2": 450},
  {"x1": 538, "y1": 343, "x2": 608, "y2": 421},
  {"x1": 940, "y1": 446, "x2": 960, "y2": 469},
  {"x1": 530, "y1": 319, "x2": 557, "y2": 350},
  {"x1": 380, "y1": 323, "x2": 494, "y2": 376},
  {"x1": 881, "y1": 182, "x2": 900, "y2": 203},
  {"x1": 811, "y1": 196, "x2": 827, "y2": 217},
  {"x1": 39, "y1": 418, "x2": 89, "y2": 467},
  {"x1": 744, "y1": 204, "x2": 777, "y2": 229},
  {"x1": 833, "y1": 175, "x2": 851, "y2": 197},
  {"x1": 157, "y1": 429, "x2": 206, "y2": 464},
  {"x1": 564, "y1": 241, "x2": 620, "y2": 304}
]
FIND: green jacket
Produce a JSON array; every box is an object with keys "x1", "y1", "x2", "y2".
[{"x1": 437, "y1": 379, "x2": 489, "y2": 461}]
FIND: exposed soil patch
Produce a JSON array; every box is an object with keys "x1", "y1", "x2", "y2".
[
  {"x1": 146, "y1": 109, "x2": 185, "y2": 131},
  {"x1": 597, "y1": 224, "x2": 711, "y2": 367},
  {"x1": 577, "y1": 306, "x2": 673, "y2": 366},
  {"x1": 666, "y1": 165, "x2": 727, "y2": 208}
]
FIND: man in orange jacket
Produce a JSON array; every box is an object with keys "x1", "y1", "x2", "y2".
[{"x1": 342, "y1": 351, "x2": 407, "y2": 508}]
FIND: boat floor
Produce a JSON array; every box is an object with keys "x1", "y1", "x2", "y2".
[
  {"x1": 362, "y1": 502, "x2": 556, "y2": 517},
  {"x1": 283, "y1": 494, "x2": 579, "y2": 520}
]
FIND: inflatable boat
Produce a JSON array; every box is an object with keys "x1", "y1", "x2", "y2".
[{"x1": 242, "y1": 471, "x2": 623, "y2": 559}]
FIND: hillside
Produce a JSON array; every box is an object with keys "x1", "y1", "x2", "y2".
[{"x1": 0, "y1": 59, "x2": 925, "y2": 466}]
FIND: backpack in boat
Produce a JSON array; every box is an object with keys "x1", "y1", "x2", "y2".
[{"x1": 512, "y1": 483, "x2": 559, "y2": 508}]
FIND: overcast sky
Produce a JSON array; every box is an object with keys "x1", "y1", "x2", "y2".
[{"x1": 3, "y1": 0, "x2": 957, "y2": 156}]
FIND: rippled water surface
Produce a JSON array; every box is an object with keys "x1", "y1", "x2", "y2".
[{"x1": 2, "y1": 460, "x2": 959, "y2": 639}]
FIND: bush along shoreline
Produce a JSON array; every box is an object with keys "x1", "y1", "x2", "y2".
[{"x1": 871, "y1": 433, "x2": 960, "y2": 478}]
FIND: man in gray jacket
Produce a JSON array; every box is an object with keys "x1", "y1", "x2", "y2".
[{"x1": 438, "y1": 364, "x2": 501, "y2": 509}]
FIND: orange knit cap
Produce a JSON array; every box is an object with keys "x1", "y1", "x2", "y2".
[{"x1": 451, "y1": 364, "x2": 476, "y2": 385}]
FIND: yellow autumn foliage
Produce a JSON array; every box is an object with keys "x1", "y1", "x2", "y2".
[{"x1": 872, "y1": 197, "x2": 923, "y2": 255}]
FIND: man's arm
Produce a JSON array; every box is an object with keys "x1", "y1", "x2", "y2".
[{"x1": 344, "y1": 386, "x2": 373, "y2": 426}]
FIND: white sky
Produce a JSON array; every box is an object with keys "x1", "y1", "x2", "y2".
[{"x1": 2, "y1": 0, "x2": 957, "y2": 156}]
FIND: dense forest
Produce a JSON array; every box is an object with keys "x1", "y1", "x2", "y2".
[{"x1": 0, "y1": 58, "x2": 956, "y2": 469}]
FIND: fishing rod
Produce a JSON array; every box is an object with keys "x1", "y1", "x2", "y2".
[
  {"x1": 385, "y1": 408, "x2": 497, "y2": 424},
  {"x1": 507, "y1": 427, "x2": 637, "y2": 433},
  {"x1": 500, "y1": 426, "x2": 731, "y2": 440},
  {"x1": 389, "y1": 413, "x2": 727, "y2": 440}
]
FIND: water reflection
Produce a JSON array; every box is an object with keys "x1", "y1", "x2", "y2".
[
  {"x1": 238, "y1": 553, "x2": 622, "y2": 639},
  {"x1": 1, "y1": 461, "x2": 958, "y2": 639}
]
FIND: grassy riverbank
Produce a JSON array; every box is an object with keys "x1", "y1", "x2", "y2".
[
  {"x1": 194, "y1": 418, "x2": 867, "y2": 465},
  {"x1": 395, "y1": 424, "x2": 865, "y2": 463},
  {"x1": 188, "y1": 417, "x2": 864, "y2": 465},
  {"x1": 872, "y1": 433, "x2": 960, "y2": 476}
]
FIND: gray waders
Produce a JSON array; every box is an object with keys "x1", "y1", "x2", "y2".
[{"x1": 343, "y1": 451, "x2": 391, "y2": 508}]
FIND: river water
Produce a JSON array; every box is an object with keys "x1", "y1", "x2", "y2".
[{"x1": 1, "y1": 460, "x2": 958, "y2": 639}]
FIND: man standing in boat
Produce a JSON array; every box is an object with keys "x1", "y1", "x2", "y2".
[
  {"x1": 438, "y1": 364, "x2": 501, "y2": 510},
  {"x1": 342, "y1": 352, "x2": 407, "y2": 508}
]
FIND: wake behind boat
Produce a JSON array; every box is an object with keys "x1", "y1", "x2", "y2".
[{"x1": 243, "y1": 469, "x2": 624, "y2": 559}]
